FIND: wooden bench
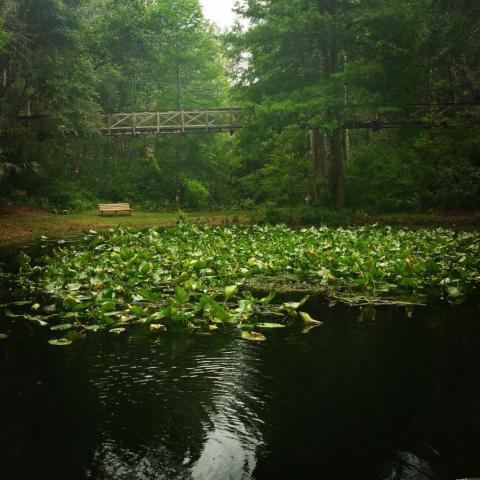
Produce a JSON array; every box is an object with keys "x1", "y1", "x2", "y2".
[{"x1": 99, "y1": 203, "x2": 133, "y2": 215}]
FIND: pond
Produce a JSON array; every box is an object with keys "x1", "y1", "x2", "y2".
[{"x1": 1, "y1": 303, "x2": 480, "y2": 480}]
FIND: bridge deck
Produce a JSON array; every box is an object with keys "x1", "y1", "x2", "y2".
[{"x1": 101, "y1": 109, "x2": 243, "y2": 135}]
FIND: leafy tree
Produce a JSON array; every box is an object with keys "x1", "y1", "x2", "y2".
[
  {"x1": 0, "y1": 0, "x2": 235, "y2": 209},
  {"x1": 228, "y1": 0, "x2": 480, "y2": 211}
]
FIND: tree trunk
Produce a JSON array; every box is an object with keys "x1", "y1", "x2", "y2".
[
  {"x1": 330, "y1": 129, "x2": 346, "y2": 209},
  {"x1": 310, "y1": 128, "x2": 329, "y2": 204},
  {"x1": 74, "y1": 140, "x2": 84, "y2": 175}
]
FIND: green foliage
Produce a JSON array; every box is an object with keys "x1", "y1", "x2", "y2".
[
  {"x1": 413, "y1": 129, "x2": 480, "y2": 209},
  {"x1": 258, "y1": 206, "x2": 357, "y2": 226},
  {"x1": 346, "y1": 135, "x2": 419, "y2": 212},
  {"x1": 228, "y1": 0, "x2": 480, "y2": 212},
  {"x1": 182, "y1": 178, "x2": 210, "y2": 209},
  {"x1": 346, "y1": 129, "x2": 480, "y2": 211},
  {"x1": 34, "y1": 180, "x2": 98, "y2": 212},
  {"x1": 0, "y1": 0, "x2": 233, "y2": 210},
  {"x1": 0, "y1": 18, "x2": 8, "y2": 53},
  {"x1": 1, "y1": 0, "x2": 480, "y2": 214},
  {"x1": 4, "y1": 224, "x2": 480, "y2": 344}
]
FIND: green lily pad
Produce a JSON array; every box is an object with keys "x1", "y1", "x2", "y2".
[
  {"x1": 130, "y1": 305, "x2": 145, "y2": 316},
  {"x1": 84, "y1": 325, "x2": 101, "y2": 332},
  {"x1": 447, "y1": 286, "x2": 462, "y2": 298},
  {"x1": 260, "y1": 291, "x2": 276, "y2": 305},
  {"x1": 11, "y1": 301, "x2": 32, "y2": 306},
  {"x1": 301, "y1": 325, "x2": 320, "y2": 334},
  {"x1": 255, "y1": 322, "x2": 286, "y2": 329},
  {"x1": 224, "y1": 285, "x2": 238, "y2": 298},
  {"x1": 109, "y1": 327, "x2": 126, "y2": 335},
  {"x1": 283, "y1": 295, "x2": 310, "y2": 311},
  {"x1": 101, "y1": 301, "x2": 116, "y2": 313},
  {"x1": 48, "y1": 338, "x2": 73, "y2": 346},
  {"x1": 241, "y1": 331, "x2": 266, "y2": 342},
  {"x1": 50, "y1": 323, "x2": 73, "y2": 331},
  {"x1": 150, "y1": 324, "x2": 166, "y2": 333},
  {"x1": 175, "y1": 285, "x2": 190, "y2": 303},
  {"x1": 31, "y1": 317, "x2": 49, "y2": 327},
  {"x1": 208, "y1": 301, "x2": 231, "y2": 322},
  {"x1": 299, "y1": 312, "x2": 323, "y2": 325},
  {"x1": 7, "y1": 311, "x2": 49, "y2": 327}
]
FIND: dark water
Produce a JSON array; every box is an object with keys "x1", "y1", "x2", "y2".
[{"x1": 1, "y1": 304, "x2": 480, "y2": 480}]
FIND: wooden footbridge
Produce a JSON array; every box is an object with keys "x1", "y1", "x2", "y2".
[
  {"x1": 103, "y1": 108, "x2": 243, "y2": 135},
  {"x1": 98, "y1": 104, "x2": 480, "y2": 135},
  {"x1": 8, "y1": 103, "x2": 480, "y2": 138}
]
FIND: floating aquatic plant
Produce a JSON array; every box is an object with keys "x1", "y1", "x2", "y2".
[
  {"x1": 1, "y1": 223, "x2": 479, "y2": 344},
  {"x1": 48, "y1": 338, "x2": 73, "y2": 346}
]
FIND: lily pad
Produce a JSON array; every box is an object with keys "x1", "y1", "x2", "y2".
[
  {"x1": 299, "y1": 312, "x2": 323, "y2": 325},
  {"x1": 84, "y1": 325, "x2": 101, "y2": 332},
  {"x1": 31, "y1": 317, "x2": 49, "y2": 327},
  {"x1": 260, "y1": 291, "x2": 276, "y2": 305},
  {"x1": 175, "y1": 285, "x2": 190, "y2": 303},
  {"x1": 101, "y1": 301, "x2": 117, "y2": 313},
  {"x1": 50, "y1": 323, "x2": 73, "y2": 332},
  {"x1": 11, "y1": 300, "x2": 32, "y2": 306},
  {"x1": 0, "y1": 333, "x2": 8, "y2": 339},
  {"x1": 301, "y1": 325, "x2": 320, "y2": 334},
  {"x1": 241, "y1": 331, "x2": 266, "y2": 342},
  {"x1": 109, "y1": 327, "x2": 126, "y2": 335},
  {"x1": 130, "y1": 305, "x2": 145, "y2": 316},
  {"x1": 283, "y1": 295, "x2": 310, "y2": 311},
  {"x1": 224, "y1": 285, "x2": 238, "y2": 298},
  {"x1": 255, "y1": 322, "x2": 286, "y2": 329},
  {"x1": 48, "y1": 338, "x2": 73, "y2": 346},
  {"x1": 7, "y1": 311, "x2": 49, "y2": 327},
  {"x1": 150, "y1": 324, "x2": 166, "y2": 333}
]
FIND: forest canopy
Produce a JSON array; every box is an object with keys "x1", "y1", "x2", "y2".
[{"x1": 0, "y1": 0, "x2": 479, "y2": 213}]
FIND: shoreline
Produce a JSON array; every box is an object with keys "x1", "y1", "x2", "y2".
[
  {"x1": 0, "y1": 208, "x2": 245, "y2": 248},
  {"x1": 1, "y1": 207, "x2": 479, "y2": 248}
]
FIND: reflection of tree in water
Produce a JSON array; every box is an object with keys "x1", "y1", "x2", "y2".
[
  {"x1": 380, "y1": 451, "x2": 434, "y2": 480},
  {"x1": 85, "y1": 333, "x2": 264, "y2": 480}
]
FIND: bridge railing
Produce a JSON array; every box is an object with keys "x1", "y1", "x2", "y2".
[{"x1": 101, "y1": 108, "x2": 244, "y2": 135}]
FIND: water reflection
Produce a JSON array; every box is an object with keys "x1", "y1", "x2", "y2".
[
  {"x1": 190, "y1": 342, "x2": 264, "y2": 480},
  {"x1": 381, "y1": 451, "x2": 434, "y2": 480},
  {"x1": 86, "y1": 334, "x2": 264, "y2": 480},
  {"x1": 2, "y1": 305, "x2": 480, "y2": 480}
]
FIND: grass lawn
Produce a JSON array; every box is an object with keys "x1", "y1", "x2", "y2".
[
  {"x1": 0, "y1": 207, "x2": 245, "y2": 246},
  {"x1": 1, "y1": 205, "x2": 479, "y2": 248}
]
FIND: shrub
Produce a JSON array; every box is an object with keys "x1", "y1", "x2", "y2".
[
  {"x1": 34, "y1": 180, "x2": 97, "y2": 212},
  {"x1": 182, "y1": 178, "x2": 210, "y2": 210}
]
